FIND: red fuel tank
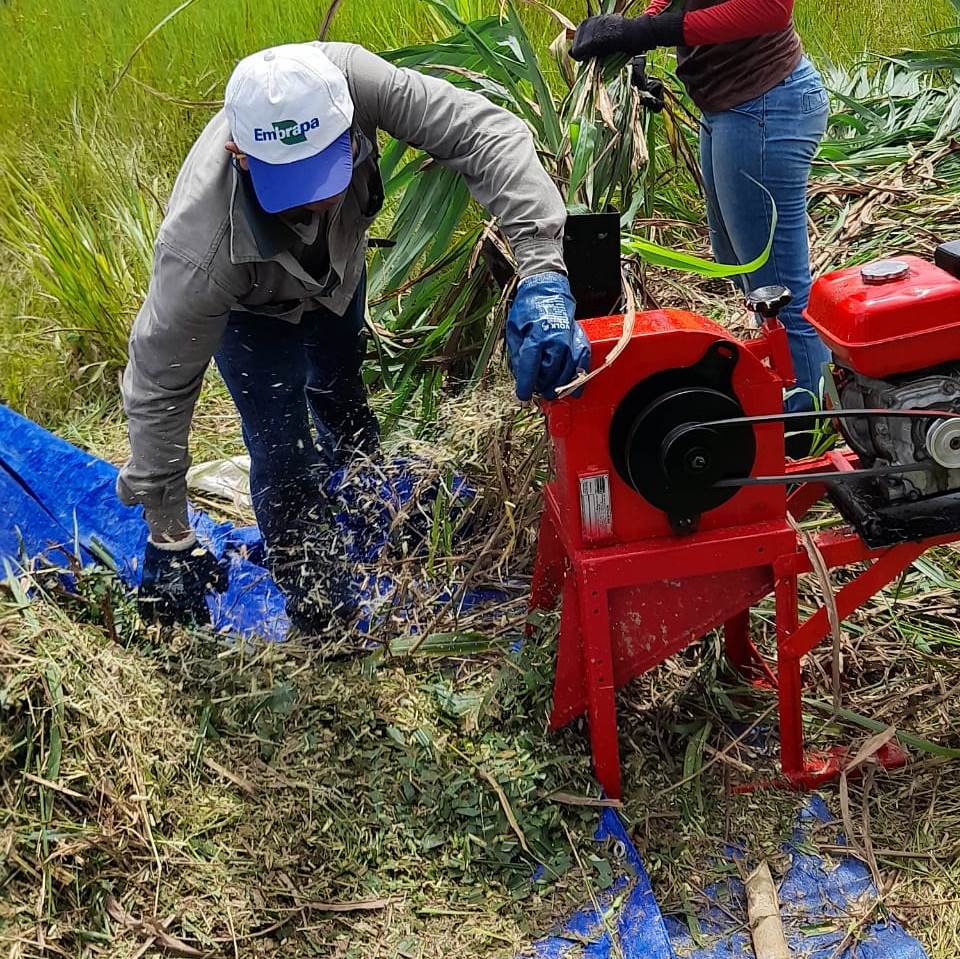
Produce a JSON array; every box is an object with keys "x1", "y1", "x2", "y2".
[{"x1": 803, "y1": 255, "x2": 960, "y2": 378}]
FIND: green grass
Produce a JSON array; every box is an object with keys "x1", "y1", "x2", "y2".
[
  {"x1": 0, "y1": 0, "x2": 954, "y2": 421},
  {"x1": 795, "y1": 0, "x2": 956, "y2": 59},
  {"x1": 0, "y1": 0, "x2": 955, "y2": 163},
  {"x1": 0, "y1": 0, "x2": 952, "y2": 191}
]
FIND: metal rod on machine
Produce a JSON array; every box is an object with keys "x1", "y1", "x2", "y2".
[
  {"x1": 692, "y1": 407, "x2": 960, "y2": 430},
  {"x1": 715, "y1": 462, "x2": 934, "y2": 488}
]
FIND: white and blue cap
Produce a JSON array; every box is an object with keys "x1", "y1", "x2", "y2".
[{"x1": 225, "y1": 42, "x2": 355, "y2": 214}]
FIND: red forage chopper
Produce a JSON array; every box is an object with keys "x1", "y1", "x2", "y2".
[{"x1": 532, "y1": 236, "x2": 960, "y2": 798}]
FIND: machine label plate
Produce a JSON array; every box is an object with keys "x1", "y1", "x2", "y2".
[{"x1": 579, "y1": 472, "x2": 613, "y2": 543}]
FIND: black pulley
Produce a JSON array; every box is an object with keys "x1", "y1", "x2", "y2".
[
  {"x1": 608, "y1": 341, "x2": 757, "y2": 531},
  {"x1": 626, "y1": 386, "x2": 755, "y2": 519}
]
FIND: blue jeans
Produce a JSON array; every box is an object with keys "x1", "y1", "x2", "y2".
[
  {"x1": 214, "y1": 278, "x2": 379, "y2": 624},
  {"x1": 700, "y1": 58, "x2": 830, "y2": 411}
]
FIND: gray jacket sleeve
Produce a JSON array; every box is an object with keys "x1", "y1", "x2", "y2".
[
  {"x1": 331, "y1": 43, "x2": 567, "y2": 278},
  {"x1": 117, "y1": 241, "x2": 237, "y2": 542}
]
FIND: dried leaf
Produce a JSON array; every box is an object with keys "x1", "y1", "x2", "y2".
[
  {"x1": 202, "y1": 756, "x2": 255, "y2": 797},
  {"x1": 105, "y1": 897, "x2": 205, "y2": 958},
  {"x1": 847, "y1": 726, "x2": 898, "y2": 773},
  {"x1": 546, "y1": 792, "x2": 623, "y2": 808},
  {"x1": 790, "y1": 516, "x2": 843, "y2": 712},
  {"x1": 301, "y1": 898, "x2": 392, "y2": 913},
  {"x1": 556, "y1": 270, "x2": 636, "y2": 397}
]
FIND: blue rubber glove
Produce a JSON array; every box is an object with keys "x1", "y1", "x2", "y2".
[{"x1": 506, "y1": 272, "x2": 591, "y2": 401}]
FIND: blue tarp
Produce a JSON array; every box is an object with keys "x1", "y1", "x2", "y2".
[
  {"x1": 0, "y1": 404, "x2": 930, "y2": 959},
  {"x1": 0, "y1": 402, "x2": 490, "y2": 639},
  {"x1": 528, "y1": 809, "x2": 675, "y2": 959},
  {"x1": 530, "y1": 798, "x2": 926, "y2": 959},
  {"x1": 0, "y1": 402, "x2": 291, "y2": 638},
  {"x1": 663, "y1": 797, "x2": 926, "y2": 959}
]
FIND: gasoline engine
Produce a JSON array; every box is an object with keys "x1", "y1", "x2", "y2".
[
  {"x1": 805, "y1": 244, "x2": 960, "y2": 546},
  {"x1": 533, "y1": 236, "x2": 960, "y2": 799}
]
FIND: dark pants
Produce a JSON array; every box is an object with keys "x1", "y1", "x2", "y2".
[{"x1": 214, "y1": 278, "x2": 380, "y2": 624}]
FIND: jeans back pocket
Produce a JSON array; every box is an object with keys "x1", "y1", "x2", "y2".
[{"x1": 802, "y1": 88, "x2": 829, "y2": 115}]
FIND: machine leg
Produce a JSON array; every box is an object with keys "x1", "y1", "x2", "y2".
[
  {"x1": 724, "y1": 610, "x2": 752, "y2": 673},
  {"x1": 723, "y1": 609, "x2": 757, "y2": 675},
  {"x1": 724, "y1": 607, "x2": 780, "y2": 689},
  {"x1": 774, "y1": 574, "x2": 805, "y2": 780},
  {"x1": 528, "y1": 507, "x2": 565, "y2": 635},
  {"x1": 550, "y1": 573, "x2": 587, "y2": 730},
  {"x1": 579, "y1": 577, "x2": 622, "y2": 800}
]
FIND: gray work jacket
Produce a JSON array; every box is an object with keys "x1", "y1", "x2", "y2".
[{"x1": 118, "y1": 41, "x2": 567, "y2": 541}]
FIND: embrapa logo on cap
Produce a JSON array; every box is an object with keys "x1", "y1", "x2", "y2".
[{"x1": 254, "y1": 117, "x2": 322, "y2": 145}]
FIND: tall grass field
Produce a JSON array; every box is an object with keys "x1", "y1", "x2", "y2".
[
  {"x1": 0, "y1": 0, "x2": 953, "y2": 156},
  {"x1": 0, "y1": 0, "x2": 955, "y2": 417}
]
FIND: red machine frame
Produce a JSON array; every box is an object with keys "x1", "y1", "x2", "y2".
[{"x1": 530, "y1": 309, "x2": 957, "y2": 799}]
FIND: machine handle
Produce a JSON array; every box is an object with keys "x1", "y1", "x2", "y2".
[{"x1": 740, "y1": 286, "x2": 797, "y2": 386}]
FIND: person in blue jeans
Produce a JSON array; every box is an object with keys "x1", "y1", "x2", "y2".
[
  {"x1": 699, "y1": 63, "x2": 830, "y2": 415},
  {"x1": 572, "y1": 0, "x2": 831, "y2": 429}
]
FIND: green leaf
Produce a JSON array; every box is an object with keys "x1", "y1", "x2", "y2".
[
  {"x1": 388, "y1": 632, "x2": 510, "y2": 657},
  {"x1": 417, "y1": 0, "x2": 542, "y2": 134},
  {"x1": 502, "y1": 0, "x2": 563, "y2": 152},
  {"x1": 623, "y1": 175, "x2": 778, "y2": 278},
  {"x1": 567, "y1": 119, "x2": 600, "y2": 205},
  {"x1": 682, "y1": 721, "x2": 711, "y2": 815},
  {"x1": 45, "y1": 665, "x2": 64, "y2": 782},
  {"x1": 804, "y1": 698, "x2": 960, "y2": 759}
]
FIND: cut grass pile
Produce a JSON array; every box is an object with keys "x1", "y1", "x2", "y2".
[
  {"x1": 0, "y1": 571, "x2": 600, "y2": 958},
  {"x1": 2, "y1": 487, "x2": 960, "y2": 957}
]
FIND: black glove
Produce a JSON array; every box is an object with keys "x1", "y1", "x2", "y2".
[
  {"x1": 631, "y1": 56, "x2": 666, "y2": 113},
  {"x1": 139, "y1": 539, "x2": 229, "y2": 627},
  {"x1": 570, "y1": 12, "x2": 685, "y2": 62}
]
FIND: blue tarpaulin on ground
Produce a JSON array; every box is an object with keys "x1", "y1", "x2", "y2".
[
  {"x1": 662, "y1": 797, "x2": 927, "y2": 959},
  {"x1": 527, "y1": 809, "x2": 675, "y2": 959},
  {"x1": 0, "y1": 404, "x2": 930, "y2": 959},
  {"x1": 0, "y1": 402, "x2": 290, "y2": 638},
  {"x1": 0, "y1": 402, "x2": 493, "y2": 639},
  {"x1": 530, "y1": 798, "x2": 926, "y2": 959}
]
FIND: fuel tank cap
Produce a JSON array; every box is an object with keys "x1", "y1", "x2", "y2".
[{"x1": 861, "y1": 259, "x2": 910, "y2": 285}]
